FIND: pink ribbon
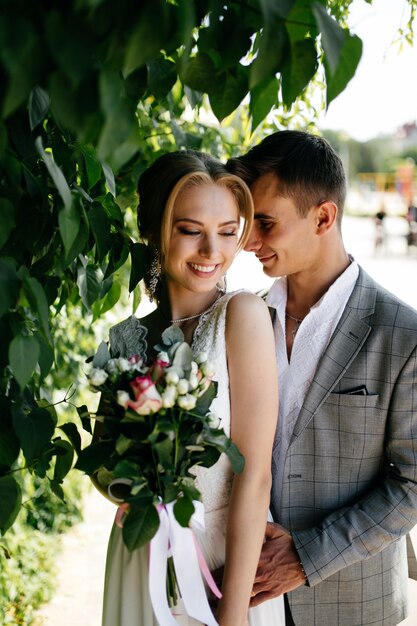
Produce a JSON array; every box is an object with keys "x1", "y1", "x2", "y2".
[{"x1": 149, "y1": 501, "x2": 220, "y2": 626}]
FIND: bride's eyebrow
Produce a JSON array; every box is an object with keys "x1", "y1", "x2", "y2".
[{"x1": 174, "y1": 217, "x2": 239, "y2": 226}]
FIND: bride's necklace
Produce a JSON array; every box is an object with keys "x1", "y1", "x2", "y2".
[
  {"x1": 285, "y1": 311, "x2": 305, "y2": 337},
  {"x1": 170, "y1": 291, "x2": 223, "y2": 324}
]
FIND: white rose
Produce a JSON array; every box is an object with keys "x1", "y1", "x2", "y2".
[
  {"x1": 190, "y1": 361, "x2": 198, "y2": 374},
  {"x1": 177, "y1": 394, "x2": 197, "y2": 410},
  {"x1": 105, "y1": 358, "x2": 118, "y2": 373},
  {"x1": 157, "y1": 351, "x2": 170, "y2": 364},
  {"x1": 89, "y1": 368, "x2": 108, "y2": 386},
  {"x1": 177, "y1": 378, "x2": 189, "y2": 395},
  {"x1": 166, "y1": 370, "x2": 180, "y2": 385},
  {"x1": 117, "y1": 358, "x2": 131, "y2": 372},
  {"x1": 201, "y1": 360, "x2": 215, "y2": 378},
  {"x1": 194, "y1": 351, "x2": 207, "y2": 365},
  {"x1": 116, "y1": 390, "x2": 130, "y2": 407},
  {"x1": 207, "y1": 412, "x2": 221, "y2": 428},
  {"x1": 162, "y1": 385, "x2": 177, "y2": 408},
  {"x1": 189, "y1": 373, "x2": 199, "y2": 390}
]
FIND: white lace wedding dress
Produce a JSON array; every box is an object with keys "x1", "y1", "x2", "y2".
[{"x1": 102, "y1": 291, "x2": 285, "y2": 626}]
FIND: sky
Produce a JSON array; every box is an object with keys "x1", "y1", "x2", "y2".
[{"x1": 317, "y1": 0, "x2": 417, "y2": 141}]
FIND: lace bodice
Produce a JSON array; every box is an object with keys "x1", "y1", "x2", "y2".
[{"x1": 191, "y1": 291, "x2": 240, "y2": 514}]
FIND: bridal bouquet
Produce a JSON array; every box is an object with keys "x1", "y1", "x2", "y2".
[{"x1": 75, "y1": 325, "x2": 243, "y2": 623}]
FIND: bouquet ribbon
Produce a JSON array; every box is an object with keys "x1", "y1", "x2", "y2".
[{"x1": 148, "y1": 500, "x2": 221, "y2": 626}]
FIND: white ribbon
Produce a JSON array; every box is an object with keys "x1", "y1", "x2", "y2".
[{"x1": 148, "y1": 501, "x2": 219, "y2": 626}]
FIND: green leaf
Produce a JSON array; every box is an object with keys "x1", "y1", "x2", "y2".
[
  {"x1": 88, "y1": 204, "x2": 112, "y2": 262},
  {"x1": 0, "y1": 198, "x2": 15, "y2": 250},
  {"x1": 195, "y1": 381, "x2": 218, "y2": 415},
  {"x1": 123, "y1": 3, "x2": 168, "y2": 74},
  {"x1": 324, "y1": 32, "x2": 362, "y2": 106},
  {"x1": 102, "y1": 162, "x2": 116, "y2": 197},
  {"x1": 179, "y1": 53, "x2": 219, "y2": 94},
  {"x1": 173, "y1": 494, "x2": 195, "y2": 527},
  {"x1": 0, "y1": 257, "x2": 21, "y2": 318},
  {"x1": 35, "y1": 331, "x2": 54, "y2": 380},
  {"x1": 9, "y1": 334, "x2": 40, "y2": 390},
  {"x1": 0, "y1": 397, "x2": 20, "y2": 468},
  {"x1": 0, "y1": 121, "x2": 7, "y2": 158},
  {"x1": 198, "y1": 9, "x2": 253, "y2": 70},
  {"x1": 28, "y1": 86, "x2": 50, "y2": 130},
  {"x1": 58, "y1": 201, "x2": 82, "y2": 257},
  {"x1": 105, "y1": 240, "x2": 130, "y2": 279},
  {"x1": 249, "y1": 76, "x2": 279, "y2": 132},
  {"x1": 96, "y1": 280, "x2": 121, "y2": 318},
  {"x1": 92, "y1": 341, "x2": 111, "y2": 368},
  {"x1": 23, "y1": 276, "x2": 51, "y2": 341},
  {"x1": 129, "y1": 242, "x2": 152, "y2": 292},
  {"x1": 62, "y1": 210, "x2": 89, "y2": 267},
  {"x1": 78, "y1": 144, "x2": 103, "y2": 189},
  {"x1": 75, "y1": 440, "x2": 115, "y2": 474},
  {"x1": 59, "y1": 422, "x2": 82, "y2": 456},
  {"x1": 209, "y1": 68, "x2": 248, "y2": 122},
  {"x1": 35, "y1": 137, "x2": 72, "y2": 210},
  {"x1": 12, "y1": 405, "x2": 56, "y2": 465},
  {"x1": 249, "y1": 23, "x2": 290, "y2": 89},
  {"x1": 147, "y1": 58, "x2": 177, "y2": 100},
  {"x1": 97, "y1": 71, "x2": 137, "y2": 161},
  {"x1": 281, "y1": 38, "x2": 318, "y2": 108},
  {"x1": 154, "y1": 437, "x2": 174, "y2": 469},
  {"x1": 50, "y1": 479, "x2": 65, "y2": 501},
  {"x1": 53, "y1": 439, "x2": 74, "y2": 482},
  {"x1": 0, "y1": 475, "x2": 22, "y2": 534},
  {"x1": 77, "y1": 264, "x2": 103, "y2": 308},
  {"x1": 172, "y1": 342, "x2": 193, "y2": 373},
  {"x1": 224, "y1": 440, "x2": 245, "y2": 474},
  {"x1": 312, "y1": 3, "x2": 345, "y2": 75},
  {"x1": 122, "y1": 503, "x2": 160, "y2": 551}
]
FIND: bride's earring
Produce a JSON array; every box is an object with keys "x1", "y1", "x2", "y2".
[{"x1": 148, "y1": 252, "x2": 161, "y2": 302}]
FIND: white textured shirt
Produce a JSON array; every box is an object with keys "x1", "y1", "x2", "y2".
[{"x1": 266, "y1": 259, "x2": 359, "y2": 511}]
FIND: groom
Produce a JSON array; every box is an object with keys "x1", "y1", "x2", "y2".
[{"x1": 228, "y1": 131, "x2": 417, "y2": 625}]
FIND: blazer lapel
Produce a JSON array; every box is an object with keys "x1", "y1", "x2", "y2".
[{"x1": 291, "y1": 268, "x2": 377, "y2": 441}]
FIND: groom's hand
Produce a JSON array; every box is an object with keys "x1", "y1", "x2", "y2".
[{"x1": 250, "y1": 522, "x2": 306, "y2": 607}]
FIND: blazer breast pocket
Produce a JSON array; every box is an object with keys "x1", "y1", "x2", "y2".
[{"x1": 328, "y1": 390, "x2": 380, "y2": 408}]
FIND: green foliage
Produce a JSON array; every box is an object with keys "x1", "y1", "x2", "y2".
[{"x1": 0, "y1": 0, "x2": 413, "y2": 536}]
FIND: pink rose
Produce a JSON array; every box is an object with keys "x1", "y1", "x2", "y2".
[
  {"x1": 127, "y1": 375, "x2": 163, "y2": 415},
  {"x1": 149, "y1": 358, "x2": 170, "y2": 383}
]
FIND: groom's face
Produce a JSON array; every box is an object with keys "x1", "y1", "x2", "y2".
[{"x1": 244, "y1": 173, "x2": 319, "y2": 278}]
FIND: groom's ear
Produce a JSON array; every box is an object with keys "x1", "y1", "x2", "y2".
[{"x1": 315, "y1": 200, "x2": 338, "y2": 234}]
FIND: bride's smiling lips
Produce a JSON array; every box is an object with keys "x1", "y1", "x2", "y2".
[{"x1": 188, "y1": 262, "x2": 220, "y2": 277}]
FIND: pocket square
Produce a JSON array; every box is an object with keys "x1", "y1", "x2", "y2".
[{"x1": 341, "y1": 384, "x2": 369, "y2": 395}]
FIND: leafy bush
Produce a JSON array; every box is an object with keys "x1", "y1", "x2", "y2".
[{"x1": 0, "y1": 470, "x2": 86, "y2": 625}]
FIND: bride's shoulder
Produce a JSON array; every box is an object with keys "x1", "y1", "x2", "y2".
[{"x1": 226, "y1": 289, "x2": 269, "y2": 317}]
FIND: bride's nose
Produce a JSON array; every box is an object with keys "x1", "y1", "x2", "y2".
[{"x1": 199, "y1": 234, "x2": 218, "y2": 258}]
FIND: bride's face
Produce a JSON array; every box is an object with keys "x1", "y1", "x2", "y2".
[{"x1": 165, "y1": 182, "x2": 240, "y2": 294}]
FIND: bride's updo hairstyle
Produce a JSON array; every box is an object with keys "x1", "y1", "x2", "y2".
[{"x1": 137, "y1": 150, "x2": 253, "y2": 300}]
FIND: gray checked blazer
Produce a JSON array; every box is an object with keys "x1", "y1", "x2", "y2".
[{"x1": 269, "y1": 267, "x2": 417, "y2": 626}]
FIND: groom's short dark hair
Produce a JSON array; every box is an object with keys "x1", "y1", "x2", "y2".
[{"x1": 227, "y1": 130, "x2": 346, "y2": 221}]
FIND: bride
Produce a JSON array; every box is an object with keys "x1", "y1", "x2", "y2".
[{"x1": 94, "y1": 149, "x2": 285, "y2": 626}]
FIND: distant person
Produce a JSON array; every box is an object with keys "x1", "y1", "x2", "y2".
[
  {"x1": 374, "y1": 205, "x2": 387, "y2": 253},
  {"x1": 228, "y1": 130, "x2": 417, "y2": 626},
  {"x1": 406, "y1": 202, "x2": 417, "y2": 250}
]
